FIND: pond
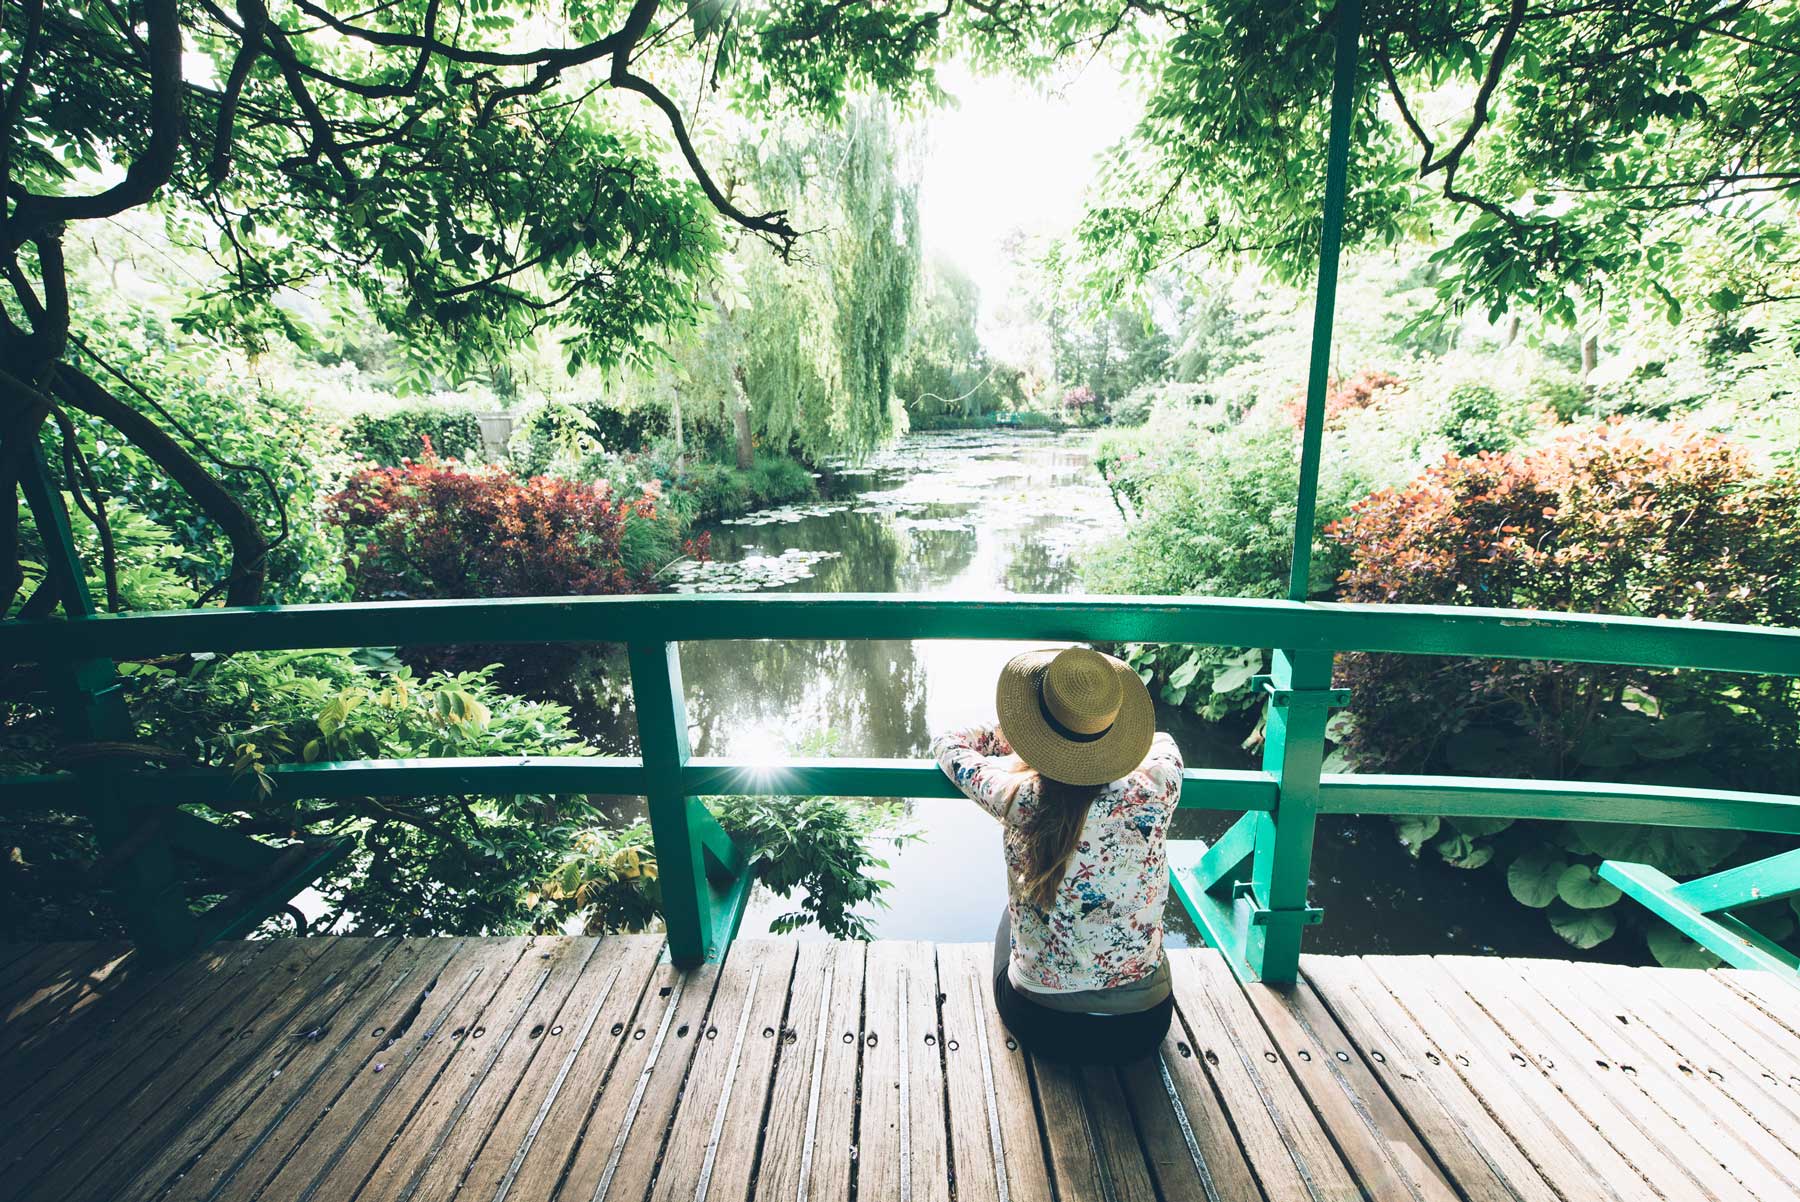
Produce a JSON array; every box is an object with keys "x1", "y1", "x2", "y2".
[{"x1": 576, "y1": 429, "x2": 1590, "y2": 960}]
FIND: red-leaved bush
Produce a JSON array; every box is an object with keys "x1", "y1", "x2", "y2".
[
  {"x1": 1284, "y1": 369, "x2": 1405, "y2": 429},
  {"x1": 331, "y1": 446, "x2": 686, "y2": 600},
  {"x1": 1327, "y1": 421, "x2": 1800, "y2": 782}
]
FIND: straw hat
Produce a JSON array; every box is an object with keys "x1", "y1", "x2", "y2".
[{"x1": 995, "y1": 647, "x2": 1155, "y2": 787}]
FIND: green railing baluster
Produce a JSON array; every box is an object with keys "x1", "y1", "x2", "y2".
[
  {"x1": 21, "y1": 443, "x2": 198, "y2": 959},
  {"x1": 627, "y1": 640, "x2": 718, "y2": 965},
  {"x1": 1246, "y1": 650, "x2": 1334, "y2": 984}
]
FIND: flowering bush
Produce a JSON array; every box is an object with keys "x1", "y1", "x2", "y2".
[
  {"x1": 331, "y1": 445, "x2": 688, "y2": 600},
  {"x1": 1328, "y1": 420, "x2": 1800, "y2": 961},
  {"x1": 1283, "y1": 368, "x2": 1405, "y2": 429}
]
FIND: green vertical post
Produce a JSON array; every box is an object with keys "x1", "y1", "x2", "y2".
[
  {"x1": 21, "y1": 442, "x2": 198, "y2": 958},
  {"x1": 1287, "y1": 0, "x2": 1363, "y2": 604},
  {"x1": 1255, "y1": 0, "x2": 1361, "y2": 985},
  {"x1": 627, "y1": 640, "x2": 713, "y2": 966},
  {"x1": 1247, "y1": 650, "x2": 1333, "y2": 985}
]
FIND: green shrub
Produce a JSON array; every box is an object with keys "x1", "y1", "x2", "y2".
[
  {"x1": 53, "y1": 309, "x2": 347, "y2": 604},
  {"x1": 344, "y1": 407, "x2": 485, "y2": 466},
  {"x1": 511, "y1": 398, "x2": 669, "y2": 477},
  {"x1": 1086, "y1": 415, "x2": 1383, "y2": 720},
  {"x1": 533, "y1": 793, "x2": 912, "y2": 940},
  {"x1": 1330, "y1": 421, "x2": 1800, "y2": 963},
  {"x1": 1440, "y1": 382, "x2": 1533, "y2": 456},
  {"x1": 579, "y1": 443, "x2": 818, "y2": 526}
]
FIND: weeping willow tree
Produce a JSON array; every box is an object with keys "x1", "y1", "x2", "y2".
[{"x1": 665, "y1": 97, "x2": 921, "y2": 465}]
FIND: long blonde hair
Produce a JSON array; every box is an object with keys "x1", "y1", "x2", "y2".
[{"x1": 994, "y1": 758, "x2": 1102, "y2": 908}]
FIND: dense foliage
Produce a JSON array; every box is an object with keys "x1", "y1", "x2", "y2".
[
  {"x1": 534, "y1": 793, "x2": 910, "y2": 941},
  {"x1": 331, "y1": 454, "x2": 681, "y2": 601},
  {"x1": 1328, "y1": 422, "x2": 1800, "y2": 959},
  {"x1": 344, "y1": 408, "x2": 486, "y2": 467}
]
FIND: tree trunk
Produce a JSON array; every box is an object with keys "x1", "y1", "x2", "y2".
[
  {"x1": 669, "y1": 383, "x2": 686, "y2": 463},
  {"x1": 1504, "y1": 315, "x2": 1520, "y2": 348},
  {"x1": 730, "y1": 365, "x2": 753, "y2": 472},
  {"x1": 1581, "y1": 334, "x2": 1599, "y2": 381}
]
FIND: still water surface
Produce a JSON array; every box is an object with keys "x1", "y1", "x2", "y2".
[{"x1": 594, "y1": 430, "x2": 1580, "y2": 958}]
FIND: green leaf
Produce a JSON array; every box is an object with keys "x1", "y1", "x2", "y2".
[
  {"x1": 1211, "y1": 662, "x2": 1256, "y2": 693},
  {"x1": 1572, "y1": 823, "x2": 1745, "y2": 875},
  {"x1": 1168, "y1": 654, "x2": 1202, "y2": 689},
  {"x1": 1394, "y1": 814, "x2": 1441, "y2": 857},
  {"x1": 1448, "y1": 816, "x2": 1515, "y2": 839},
  {"x1": 1549, "y1": 901, "x2": 1617, "y2": 949},
  {"x1": 1435, "y1": 833, "x2": 1495, "y2": 870},
  {"x1": 1508, "y1": 847, "x2": 1567, "y2": 908},
  {"x1": 1556, "y1": 863, "x2": 1623, "y2": 910},
  {"x1": 1647, "y1": 924, "x2": 1722, "y2": 969}
]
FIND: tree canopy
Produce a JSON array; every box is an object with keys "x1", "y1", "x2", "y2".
[{"x1": 5, "y1": 0, "x2": 1797, "y2": 612}]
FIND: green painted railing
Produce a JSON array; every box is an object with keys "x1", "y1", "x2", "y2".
[{"x1": 3, "y1": 591, "x2": 1799, "y2": 986}]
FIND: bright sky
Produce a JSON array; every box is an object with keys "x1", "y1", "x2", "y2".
[{"x1": 917, "y1": 59, "x2": 1144, "y2": 313}]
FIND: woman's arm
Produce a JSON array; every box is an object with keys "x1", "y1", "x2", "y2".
[
  {"x1": 930, "y1": 723, "x2": 1022, "y2": 820},
  {"x1": 1141, "y1": 731, "x2": 1185, "y2": 799}
]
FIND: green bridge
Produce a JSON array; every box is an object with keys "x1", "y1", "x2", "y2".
[
  {"x1": 4, "y1": 590, "x2": 1799, "y2": 988},
  {"x1": 2, "y1": 0, "x2": 1795, "y2": 992}
]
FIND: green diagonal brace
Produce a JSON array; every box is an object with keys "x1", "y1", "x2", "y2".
[{"x1": 1602, "y1": 860, "x2": 1800, "y2": 982}]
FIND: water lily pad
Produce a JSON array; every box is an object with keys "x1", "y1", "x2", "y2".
[
  {"x1": 1435, "y1": 833, "x2": 1495, "y2": 870},
  {"x1": 666, "y1": 549, "x2": 842, "y2": 593},
  {"x1": 1647, "y1": 923, "x2": 1722, "y2": 969},
  {"x1": 1556, "y1": 863, "x2": 1623, "y2": 910},
  {"x1": 1572, "y1": 823, "x2": 1744, "y2": 876},
  {"x1": 1394, "y1": 814, "x2": 1440, "y2": 857},
  {"x1": 1548, "y1": 900, "x2": 1617, "y2": 949},
  {"x1": 1507, "y1": 847, "x2": 1567, "y2": 908}
]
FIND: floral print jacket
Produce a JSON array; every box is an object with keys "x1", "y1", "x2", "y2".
[{"x1": 931, "y1": 724, "x2": 1184, "y2": 993}]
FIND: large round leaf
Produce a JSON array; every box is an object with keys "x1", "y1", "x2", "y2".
[
  {"x1": 1646, "y1": 924, "x2": 1722, "y2": 970},
  {"x1": 1507, "y1": 847, "x2": 1566, "y2": 909},
  {"x1": 1548, "y1": 901, "x2": 1617, "y2": 949},
  {"x1": 1556, "y1": 864, "x2": 1623, "y2": 910},
  {"x1": 1435, "y1": 833, "x2": 1495, "y2": 870},
  {"x1": 1572, "y1": 823, "x2": 1745, "y2": 875},
  {"x1": 1448, "y1": 816, "x2": 1516, "y2": 839},
  {"x1": 1394, "y1": 815, "x2": 1440, "y2": 857}
]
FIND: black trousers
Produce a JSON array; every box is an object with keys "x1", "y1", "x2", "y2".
[{"x1": 991, "y1": 911, "x2": 1174, "y2": 1065}]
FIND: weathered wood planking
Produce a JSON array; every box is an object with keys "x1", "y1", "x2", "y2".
[{"x1": 4, "y1": 938, "x2": 1795, "y2": 1202}]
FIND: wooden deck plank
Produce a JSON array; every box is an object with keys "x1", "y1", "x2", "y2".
[
  {"x1": 936, "y1": 944, "x2": 1025, "y2": 1202},
  {"x1": 0, "y1": 937, "x2": 313, "y2": 1202},
  {"x1": 1445, "y1": 954, "x2": 1757, "y2": 1202},
  {"x1": 79, "y1": 937, "x2": 404, "y2": 1202},
  {"x1": 1574, "y1": 962, "x2": 1800, "y2": 1160},
  {"x1": 1502, "y1": 956, "x2": 1800, "y2": 1202},
  {"x1": 42, "y1": 937, "x2": 370, "y2": 1202},
  {"x1": 0, "y1": 938, "x2": 262, "y2": 1133},
  {"x1": 1713, "y1": 969, "x2": 1800, "y2": 1035},
  {"x1": 649, "y1": 940, "x2": 799, "y2": 1202},
  {"x1": 856, "y1": 941, "x2": 950, "y2": 1202},
  {"x1": 3, "y1": 937, "x2": 1793, "y2": 1202},
  {"x1": 151, "y1": 937, "x2": 462, "y2": 1202},
  {"x1": 1237, "y1": 966, "x2": 1458, "y2": 1202},
  {"x1": 294, "y1": 936, "x2": 553, "y2": 1202},
  {"x1": 1367, "y1": 954, "x2": 1664, "y2": 1202},
  {"x1": 354, "y1": 934, "x2": 599, "y2": 1202},
  {"x1": 1176, "y1": 949, "x2": 1364, "y2": 1201},
  {"x1": 752, "y1": 940, "x2": 866, "y2": 1202},
  {"x1": 449, "y1": 935, "x2": 662, "y2": 1202},
  {"x1": 1116, "y1": 1017, "x2": 1262, "y2": 1202},
  {"x1": 0, "y1": 941, "x2": 92, "y2": 1005},
  {"x1": 416, "y1": 933, "x2": 661, "y2": 1202},
  {"x1": 244, "y1": 937, "x2": 529, "y2": 1202},
  {"x1": 1649, "y1": 966, "x2": 1800, "y2": 1092},
  {"x1": 551, "y1": 957, "x2": 725, "y2": 1202},
  {"x1": 0, "y1": 943, "x2": 134, "y2": 1054},
  {"x1": 1301, "y1": 955, "x2": 1564, "y2": 1202}
]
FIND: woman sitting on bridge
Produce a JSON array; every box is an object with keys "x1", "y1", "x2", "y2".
[{"x1": 932, "y1": 647, "x2": 1183, "y2": 1063}]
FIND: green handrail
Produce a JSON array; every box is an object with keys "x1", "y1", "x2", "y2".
[{"x1": 4, "y1": 591, "x2": 1800, "y2": 983}]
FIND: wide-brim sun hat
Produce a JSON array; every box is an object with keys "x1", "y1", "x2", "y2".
[{"x1": 996, "y1": 646, "x2": 1155, "y2": 787}]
